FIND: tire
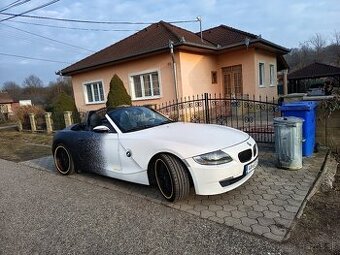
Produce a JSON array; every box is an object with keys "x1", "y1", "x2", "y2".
[
  {"x1": 53, "y1": 144, "x2": 75, "y2": 175},
  {"x1": 154, "y1": 154, "x2": 190, "y2": 202}
]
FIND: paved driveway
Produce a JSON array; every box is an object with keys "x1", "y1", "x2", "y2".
[{"x1": 21, "y1": 145, "x2": 327, "y2": 242}]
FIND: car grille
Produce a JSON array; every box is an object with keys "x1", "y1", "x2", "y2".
[{"x1": 238, "y1": 149, "x2": 252, "y2": 163}]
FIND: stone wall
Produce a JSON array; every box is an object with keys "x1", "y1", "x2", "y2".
[{"x1": 316, "y1": 108, "x2": 340, "y2": 152}]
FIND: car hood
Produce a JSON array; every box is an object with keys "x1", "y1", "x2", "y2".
[{"x1": 120, "y1": 122, "x2": 250, "y2": 158}]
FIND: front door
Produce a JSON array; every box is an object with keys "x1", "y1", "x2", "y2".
[{"x1": 222, "y1": 65, "x2": 243, "y2": 96}]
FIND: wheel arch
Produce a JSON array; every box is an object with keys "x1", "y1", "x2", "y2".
[{"x1": 147, "y1": 152, "x2": 194, "y2": 187}]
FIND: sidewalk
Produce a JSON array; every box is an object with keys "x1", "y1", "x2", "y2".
[{"x1": 21, "y1": 144, "x2": 328, "y2": 242}]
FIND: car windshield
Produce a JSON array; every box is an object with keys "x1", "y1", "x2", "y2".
[{"x1": 107, "y1": 106, "x2": 173, "y2": 133}]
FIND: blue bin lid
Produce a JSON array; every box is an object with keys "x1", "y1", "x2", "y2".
[{"x1": 280, "y1": 101, "x2": 318, "y2": 111}]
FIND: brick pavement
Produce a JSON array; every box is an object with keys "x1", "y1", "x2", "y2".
[{"x1": 21, "y1": 145, "x2": 326, "y2": 242}]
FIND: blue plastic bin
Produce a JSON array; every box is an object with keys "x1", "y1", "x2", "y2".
[{"x1": 280, "y1": 101, "x2": 318, "y2": 157}]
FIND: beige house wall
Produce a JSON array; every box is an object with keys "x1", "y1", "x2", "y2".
[
  {"x1": 254, "y1": 49, "x2": 278, "y2": 99},
  {"x1": 176, "y1": 52, "x2": 220, "y2": 97},
  {"x1": 71, "y1": 53, "x2": 177, "y2": 111}
]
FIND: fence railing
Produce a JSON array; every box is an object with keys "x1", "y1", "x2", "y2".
[{"x1": 156, "y1": 93, "x2": 280, "y2": 143}]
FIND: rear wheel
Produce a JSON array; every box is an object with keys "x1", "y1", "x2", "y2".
[
  {"x1": 154, "y1": 154, "x2": 190, "y2": 202},
  {"x1": 53, "y1": 144, "x2": 75, "y2": 175}
]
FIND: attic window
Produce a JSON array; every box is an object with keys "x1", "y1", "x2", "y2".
[{"x1": 211, "y1": 71, "x2": 217, "y2": 84}]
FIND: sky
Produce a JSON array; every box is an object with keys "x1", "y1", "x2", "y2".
[{"x1": 0, "y1": 0, "x2": 340, "y2": 87}]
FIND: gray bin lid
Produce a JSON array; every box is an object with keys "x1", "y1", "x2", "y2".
[{"x1": 273, "y1": 116, "x2": 304, "y2": 126}]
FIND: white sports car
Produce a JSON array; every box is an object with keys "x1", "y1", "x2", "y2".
[{"x1": 52, "y1": 106, "x2": 258, "y2": 202}]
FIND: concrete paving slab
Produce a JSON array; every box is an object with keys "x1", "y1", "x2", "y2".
[{"x1": 20, "y1": 144, "x2": 328, "y2": 242}]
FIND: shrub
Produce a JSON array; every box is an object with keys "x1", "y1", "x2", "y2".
[
  {"x1": 14, "y1": 105, "x2": 45, "y2": 130},
  {"x1": 106, "y1": 74, "x2": 131, "y2": 109},
  {"x1": 50, "y1": 92, "x2": 80, "y2": 129}
]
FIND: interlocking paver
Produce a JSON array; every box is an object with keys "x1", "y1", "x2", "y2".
[
  {"x1": 272, "y1": 198, "x2": 288, "y2": 206},
  {"x1": 208, "y1": 205, "x2": 223, "y2": 211},
  {"x1": 231, "y1": 210, "x2": 247, "y2": 218},
  {"x1": 257, "y1": 217, "x2": 275, "y2": 227},
  {"x1": 278, "y1": 210, "x2": 296, "y2": 220},
  {"x1": 233, "y1": 224, "x2": 252, "y2": 233},
  {"x1": 194, "y1": 204, "x2": 208, "y2": 212},
  {"x1": 216, "y1": 210, "x2": 231, "y2": 218},
  {"x1": 200, "y1": 210, "x2": 216, "y2": 219},
  {"x1": 252, "y1": 204, "x2": 268, "y2": 212},
  {"x1": 251, "y1": 224, "x2": 270, "y2": 235},
  {"x1": 224, "y1": 217, "x2": 241, "y2": 226},
  {"x1": 268, "y1": 204, "x2": 284, "y2": 212},
  {"x1": 247, "y1": 210, "x2": 264, "y2": 219},
  {"x1": 263, "y1": 210, "x2": 280, "y2": 219},
  {"x1": 240, "y1": 217, "x2": 257, "y2": 227},
  {"x1": 21, "y1": 145, "x2": 327, "y2": 242}
]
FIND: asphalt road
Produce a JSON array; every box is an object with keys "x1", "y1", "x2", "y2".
[{"x1": 0, "y1": 159, "x2": 297, "y2": 255}]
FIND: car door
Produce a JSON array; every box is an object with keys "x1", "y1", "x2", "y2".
[{"x1": 76, "y1": 128, "x2": 121, "y2": 175}]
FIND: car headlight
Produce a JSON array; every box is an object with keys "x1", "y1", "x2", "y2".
[{"x1": 193, "y1": 150, "x2": 233, "y2": 165}]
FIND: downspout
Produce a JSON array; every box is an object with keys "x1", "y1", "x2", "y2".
[{"x1": 169, "y1": 40, "x2": 179, "y2": 102}]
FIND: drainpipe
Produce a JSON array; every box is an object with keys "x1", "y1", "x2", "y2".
[{"x1": 169, "y1": 40, "x2": 179, "y2": 102}]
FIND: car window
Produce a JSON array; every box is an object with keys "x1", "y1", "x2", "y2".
[{"x1": 107, "y1": 106, "x2": 172, "y2": 133}]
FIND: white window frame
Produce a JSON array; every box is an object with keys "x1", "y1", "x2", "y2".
[
  {"x1": 269, "y1": 64, "x2": 275, "y2": 86},
  {"x1": 83, "y1": 80, "x2": 105, "y2": 104},
  {"x1": 129, "y1": 69, "x2": 162, "y2": 100},
  {"x1": 258, "y1": 62, "x2": 265, "y2": 87}
]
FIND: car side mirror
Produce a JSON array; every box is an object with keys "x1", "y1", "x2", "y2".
[{"x1": 93, "y1": 125, "x2": 111, "y2": 133}]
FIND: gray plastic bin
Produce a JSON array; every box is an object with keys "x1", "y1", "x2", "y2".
[{"x1": 274, "y1": 117, "x2": 304, "y2": 170}]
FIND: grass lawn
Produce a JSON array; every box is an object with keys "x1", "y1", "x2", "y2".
[{"x1": 0, "y1": 129, "x2": 53, "y2": 162}]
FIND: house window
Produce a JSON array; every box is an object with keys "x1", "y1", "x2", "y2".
[
  {"x1": 269, "y1": 64, "x2": 275, "y2": 86},
  {"x1": 259, "y1": 62, "x2": 265, "y2": 87},
  {"x1": 131, "y1": 71, "x2": 160, "y2": 99},
  {"x1": 211, "y1": 71, "x2": 217, "y2": 84},
  {"x1": 84, "y1": 81, "x2": 105, "y2": 103}
]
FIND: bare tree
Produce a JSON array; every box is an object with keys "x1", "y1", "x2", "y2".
[
  {"x1": 309, "y1": 33, "x2": 326, "y2": 62},
  {"x1": 2, "y1": 81, "x2": 22, "y2": 101},
  {"x1": 332, "y1": 30, "x2": 340, "y2": 66}
]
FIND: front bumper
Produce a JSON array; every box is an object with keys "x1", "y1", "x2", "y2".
[{"x1": 185, "y1": 138, "x2": 258, "y2": 195}]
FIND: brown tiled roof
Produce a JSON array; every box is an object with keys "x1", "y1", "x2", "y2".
[
  {"x1": 60, "y1": 21, "x2": 214, "y2": 75},
  {"x1": 199, "y1": 25, "x2": 258, "y2": 46},
  {"x1": 0, "y1": 92, "x2": 14, "y2": 104},
  {"x1": 288, "y1": 62, "x2": 340, "y2": 80},
  {"x1": 60, "y1": 21, "x2": 289, "y2": 75}
]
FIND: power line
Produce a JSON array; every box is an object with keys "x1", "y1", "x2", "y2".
[
  {"x1": 0, "y1": 0, "x2": 61, "y2": 22},
  {"x1": 1, "y1": 23, "x2": 95, "y2": 53},
  {"x1": 0, "y1": 52, "x2": 71, "y2": 64},
  {"x1": 0, "y1": 12, "x2": 199, "y2": 25},
  {"x1": 8, "y1": 20, "x2": 141, "y2": 32},
  {"x1": 0, "y1": 0, "x2": 31, "y2": 13}
]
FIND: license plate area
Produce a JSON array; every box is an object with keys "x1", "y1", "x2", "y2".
[{"x1": 244, "y1": 157, "x2": 258, "y2": 175}]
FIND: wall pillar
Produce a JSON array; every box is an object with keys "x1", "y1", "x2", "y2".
[
  {"x1": 283, "y1": 69, "x2": 288, "y2": 95},
  {"x1": 64, "y1": 111, "x2": 73, "y2": 127},
  {"x1": 45, "y1": 112, "x2": 53, "y2": 134},
  {"x1": 28, "y1": 113, "x2": 36, "y2": 132}
]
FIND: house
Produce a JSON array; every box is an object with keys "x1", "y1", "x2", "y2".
[
  {"x1": 0, "y1": 92, "x2": 15, "y2": 119},
  {"x1": 59, "y1": 21, "x2": 289, "y2": 112},
  {"x1": 288, "y1": 62, "x2": 340, "y2": 93}
]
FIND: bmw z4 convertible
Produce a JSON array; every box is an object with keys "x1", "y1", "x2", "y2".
[{"x1": 52, "y1": 106, "x2": 258, "y2": 202}]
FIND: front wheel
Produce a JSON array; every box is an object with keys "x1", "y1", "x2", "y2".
[
  {"x1": 154, "y1": 154, "x2": 190, "y2": 202},
  {"x1": 53, "y1": 144, "x2": 75, "y2": 175}
]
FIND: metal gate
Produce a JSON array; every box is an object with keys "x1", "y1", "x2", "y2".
[{"x1": 156, "y1": 93, "x2": 280, "y2": 143}]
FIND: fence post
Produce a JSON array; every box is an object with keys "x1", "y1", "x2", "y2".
[
  {"x1": 17, "y1": 120, "x2": 23, "y2": 132},
  {"x1": 64, "y1": 111, "x2": 73, "y2": 127},
  {"x1": 28, "y1": 113, "x2": 37, "y2": 132},
  {"x1": 45, "y1": 112, "x2": 53, "y2": 134},
  {"x1": 204, "y1": 93, "x2": 210, "y2": 124}
]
